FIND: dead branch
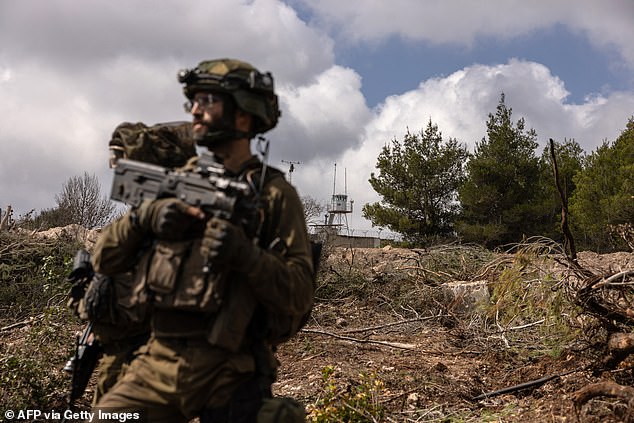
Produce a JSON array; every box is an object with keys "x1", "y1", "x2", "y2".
[
  {"x1": 473, "y1": 372, "x2": 564, "y2": 401},
  {"x1": 575, "y1": 275, "x2": 634, "y2": 330},
  {"x1": 498, "y1": 318, "x2": 546, "y2": 333},
  {"x1": 1, "y1": 315, "x2": 42, "y2": 332},
  {"x1": 301, "y1": 328, "x2": 418, "y2": 350},
  {"x1": 573, "y1": 381, "x2": 634, "y2": 420},
  {"x1": 549, "y1": 138, "x2": 578, "y2": 261},
  {"x1": 340, "y1": 315, "x2": 440, "y2": 334},
  {"x1": 592, "y1": 270, "x2": 634, "y2": 288}
]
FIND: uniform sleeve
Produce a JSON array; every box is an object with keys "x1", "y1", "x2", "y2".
[
  {"x1": 92, "y1": 212, "x2": 147, "y2": 275},
  {"x1": 245, "y1": 179, "x2": 314, "y2": 316}
]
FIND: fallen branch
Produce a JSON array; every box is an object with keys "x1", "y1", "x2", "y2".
[
  {"x1": 472, "y1": 371, "x2": 574, "y2": 401},
  {"x1": 301, "y1": 328, "x2": 418, "y2": 350},
  {"x1": 0, "y1": 315, "x2": 42, "y2": 332},
  {"x1": 500, "y1": 319, "x2": 546, "y2": 332},
  {"x1": 592, "y1": 270, "x2": 634, "y2": 289},
  {"x1": 341, "y1": 315, "x2": 440, "y2": 334},
  {"x1": 573, "y1": 381, "x2": 634, "y2": 418}
]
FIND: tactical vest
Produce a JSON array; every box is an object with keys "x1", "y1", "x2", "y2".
[
  {"x1": 138, "y1": 237, "x2": 227, "y2": 313},
  {"x1": 128, "y1": 158, "x2": 292, "y2": 347}
]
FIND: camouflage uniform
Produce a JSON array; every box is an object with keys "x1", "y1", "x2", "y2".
[
  {"x1": 74, "y1": 121, "x2": 196, "y2": 405},
  {"x1": 75, "y1": 271, "x2": 151, "y2": 405},
  {"x1": 91, "y1": 59, "x2": 314, "y2": 422}
]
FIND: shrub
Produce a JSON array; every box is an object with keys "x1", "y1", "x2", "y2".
[{"x1": 307, "y1": 365, "x2": 386, "y2": 422}]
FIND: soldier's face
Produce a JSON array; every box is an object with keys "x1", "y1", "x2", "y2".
[{"x1": 190, "y1": 92, "x2": 224, "y2": 138}]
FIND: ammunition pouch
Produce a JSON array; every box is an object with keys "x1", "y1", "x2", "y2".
[
  {"x1": 74, "y1": 271, "x2": 151, "y2": 345},
  {"x1": 145, "y1": 239, "x2": 226, "y2": 313},
  {"x1": 83, "y1": 273, "x2": 113, "y2": 322}
]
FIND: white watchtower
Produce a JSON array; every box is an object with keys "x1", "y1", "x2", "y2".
[{"x1": 325, "y1": 163, "x2": 353, "y2": 234}]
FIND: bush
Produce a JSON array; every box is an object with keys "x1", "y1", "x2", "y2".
[
  {"x1": 0, "y1": 230, "x2": 78, "y2": 323},
  {"x1": 0, "y1": 230, "x2": 81, "y2": 409},
  {"x1": 307, "y1": 365, "x2": 386, "y2": 422}
]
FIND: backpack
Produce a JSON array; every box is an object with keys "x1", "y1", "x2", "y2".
[
  {"x1": 68, "y1": 121, "x2": 197, "y2": 340},
  {"x1": 108, "y1": 121, "x2": 197, "y2": 169},
  {"x1": 245, "y1": 165, "x2": 322, "y2": 346}
]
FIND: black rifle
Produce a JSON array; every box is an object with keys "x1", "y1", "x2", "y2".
[
  {"x1": 63, "y1": 249, "x2": 102, "y2": 410},
  {"x1": 110, "y1": 152, "x2": 261, "y2": 275},
  {"x1": 110, "y1": 152, "x2": 256, "y2": 222},
  {"x1": 63, "y1": 322, "x2": 100, "y2": 407}
]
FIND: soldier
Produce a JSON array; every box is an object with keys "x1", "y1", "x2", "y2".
[
  {"x1": 92, "y1": 59, "x2": 314, "y2": 422},
  {"x1": 68, "y1": 121, "x2": 197, "y2": 405}
]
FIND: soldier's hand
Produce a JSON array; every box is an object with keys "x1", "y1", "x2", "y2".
[
  {"x1": 201, "y1": 217, "x2": 260, "y2": 269},
  {"x1": 135, "y1": 198, "x2": 204, "y2": 240},
  {"x1": 83, "y1": 273, "x2": 112, "y2": 321}
]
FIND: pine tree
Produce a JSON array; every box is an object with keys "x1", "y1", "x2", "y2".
[
  {"x1": 363, "y1": 120, "x2": 469, "y2": 246},
  {"x1": 457, "y1": 93, "x2": 543, "y2": 247},
  {"x1": 569, "y1": 117, "x2": 634, "y2": 251}
]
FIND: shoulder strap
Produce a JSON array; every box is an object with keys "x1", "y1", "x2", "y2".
[{"x1": 243, "y1": 163, "x2": 284, "y2": 196}]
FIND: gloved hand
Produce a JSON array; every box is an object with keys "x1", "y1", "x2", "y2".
[
  {"x1": 135, "y1": 198, "x2": 204, "y2": 240},
  {"x1": 201, "y1": 217, "x2": 260, "y2": 269},
  {"x1": 83, "y1": 273, "x2": 113, "y2": 321}
]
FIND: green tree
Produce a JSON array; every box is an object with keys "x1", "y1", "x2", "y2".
[
  {"x1": 457, "y1": 93, "x2": 544, "y2": 247},
  {"x1": 569, "y1": 117, "x2": 634, "y2": 251},
  {"x1": 363, "y1": 120, "x2": 469, "y2": 246}
]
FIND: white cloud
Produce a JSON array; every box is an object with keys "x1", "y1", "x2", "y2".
[
  {"x1": 299, "y1": 0, "x2": 634, "y2": 68},
  {"x1": 273, "y1": 65, "x2": 372, "y2": 163},
  {"x1": 0, "y1": 0, "x2": 334, "y2": 85},
  {"x1": 0, "y1": 0, "x2": 337, "y2": 217},
  {"x1": 293, "y1": 59, "x2": 634, "y2": 232}
]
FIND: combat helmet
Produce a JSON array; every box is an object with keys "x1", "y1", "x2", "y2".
[{"x1": 178, "y1": 58, "x2": 280, "y2": 145}]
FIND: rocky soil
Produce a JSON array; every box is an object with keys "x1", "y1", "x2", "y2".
[
  {"x1": 2, "y1": 229, "x2": 633, "y2": 422},
  {"x1": 274, "y1": 246, "x2": 634, "y2": 422}
]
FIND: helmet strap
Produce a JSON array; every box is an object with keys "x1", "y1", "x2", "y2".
[{"x1": 256, "y1": 136, "x2": 270, "y2": 194}]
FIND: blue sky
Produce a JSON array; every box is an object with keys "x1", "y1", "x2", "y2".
[
  {"x1": 1, "y1": 0, "x2": 633, "y2": 235},
  {"x1": 340, "y1": 24, "x2": 630, "y2": 107}
]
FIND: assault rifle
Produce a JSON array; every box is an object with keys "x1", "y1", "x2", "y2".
[
  {"x1": 63, "y1": 323, "x2": 100, "y2": 408},
  {"x1": 110, "y1": 151, "x2": 256, "y2": 223},
  {"x1": 63, "y1": 249, "x2": 102, "y2": 410}
]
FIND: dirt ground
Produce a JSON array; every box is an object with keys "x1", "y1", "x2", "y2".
[
  {"x1": 272, "y1": 247, "x2": 634, "y2": 422},
  {"x1": 3, "y1": 241, "x2": 633, "y2": 422}
]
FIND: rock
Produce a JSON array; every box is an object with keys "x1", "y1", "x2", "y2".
[
  {"x1": 444, "y1": 280, "x2": 490, "y2": 313},
  {"x1": 33, "y1": 224, "x2": 101, "y2": 251},
  {"x1": 335, "y1": 317, "x2": 348, "y2": 328}
]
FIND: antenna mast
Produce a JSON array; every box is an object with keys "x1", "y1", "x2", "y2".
[
  {"x1": 333, "y1": 162, "x2": 337, "y2": 196},
  {"x1": 281, "y1": 159, "x2": 301, "y2": 184}
]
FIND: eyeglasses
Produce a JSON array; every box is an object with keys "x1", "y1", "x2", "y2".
[{"x1": 183, "y1": 93, "x2": 222, "y2": 113}]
